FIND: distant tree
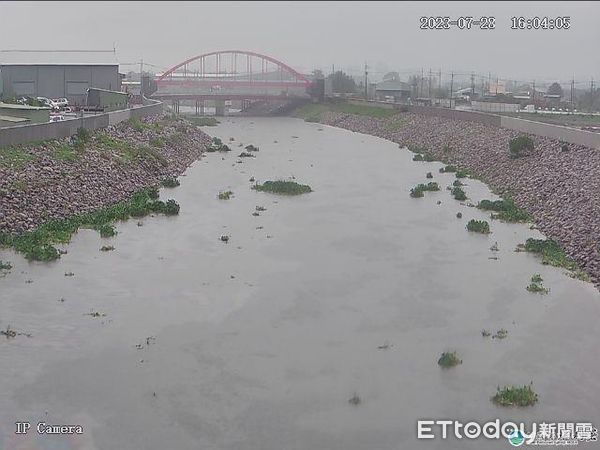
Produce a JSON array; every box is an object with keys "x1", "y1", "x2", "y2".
[
  {"x1": 311, "y1": 69, "x2": 324, "y2": 79},
  {"x1": 547, "y1": 82, "x2": 563, "y2": 97},
  {"x1": 383, "y1": 71, "x2": 400, "y2": 81},
  {"x1": 327, "y1": 70, "x2": 356, "y2": 93}
]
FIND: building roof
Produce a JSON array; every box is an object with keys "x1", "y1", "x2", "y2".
[
  {"x1": 0, "y1": 50, "x2": 118, "y2": 66},
  {"x1": 0, "y1": 102, "x2": 50, "y2": 110},
  {"x1": 375, "y1": 79, "x2": 411, "y2": 91},
  {"x1": 0, "y1": 115, "x2": 30, "y2": 123}
]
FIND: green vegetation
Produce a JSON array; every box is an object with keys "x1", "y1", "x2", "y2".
[
  {"x1": 0, "y1": 146, "x2": 36, "y2": 169},
  {"x1": 456, "y1": 212, "x2": 462, "y2": 219},
  {"x1": 186, "y1": 116, "x2": 220, "y2": 126},
  {"x1": 527, "y1": 273, "x2": 549, "y2": 294},
  {"x1": 452, "y1": 179, "x2": 464, "y2": 187},
  {"x1": 293, "y1": 102, "x2": 398, "y2": 123},
  {"x1": 100, "y1": 245, "x2": 115, "y2": 252},
  {"x1": 412, "y1": 153, "x2": 436, "y2": 162},
  {"x1": 150, "y1": 137, "x2": 165, "y2": 148},
  {"x1": 519, "y1": 238, "x2": 589, "y2": 281},
  {"x1": 477, "y1": 198, "x2": 530, "y2": 222},
  {"x1": 509, "y1": 135, "x2": 534, "y2": 158},
  {"x1": 426, "y1": 172, "x2": 433, "y2": 179},
  {"x1": 0, "y1": 187, "x2": 180, "y2": 262},
  {"x1": 161, "y1": 177, "x2": 180, "y2": 188},
  {"x1": 238, "y1": 151, "x2": 255, "y2": 158},
  {"x1": 455, "y1": 169, "x2": 470, "y2": 179},
  {"x1": 439, "y1": 165, "x2": 457, "y2": 173},
  {"x1": 438, "y1": 351, "x2": 462, "y2": 368},
  {"x1": 95, "y1": 132, "x2": 167, "y2": 166},
  {"x1": 348, "y1": 393, "x2": 362, "y2": 406},
  {"x1": 252, "y1": 180, "x2": 312, "y2": 195},
  {"x1": 218, "y1": 190, "x2": 234, "y2": 200},
  {"x1": 451, "y1": 186, "x2": 467, "y2": 201},
  {"x1": 466, "y1": 219, "x2": 490, "y2": 233},
  {"x1": 129, "y1": 117, "x2": 149, "y2": 132},
  {"x1": 0, "y1": 260, "x2": 12, "y2": 270},
  {"x1": 407, "y1": 144, "x2": 429, "y2": 154},
  {"x1": 493, "y1": 328, "x2": 508, "y2": 339},
  {"x1": 410, "y1": 182, "x2": 440, "y2": 198},
  {"x1": 492, "y1": 384, "x2": 538, "y2": 407},
  {"x1": 207, "y1": 137, "x2": 231, "y2": 152},
  {"x1": 245, "y1": 144, "x2": 259, "y2": 152},
  {"x1": 53, "y1": 144, "x2": 80, "y2": 162}
]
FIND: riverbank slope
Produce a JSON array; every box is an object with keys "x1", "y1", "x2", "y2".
[{"x1": 0, "y1": 115, "x2": 211, "y2": 235}]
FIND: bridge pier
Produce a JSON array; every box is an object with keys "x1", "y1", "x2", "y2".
[
  {"x1": 194, "y1": 100, "x2": 205, "y2": 116},
  {"x1": 171, "y1": 99, "x2": 180, "y2": 114},
  {"x1": 215, "y1": 100, "x2": 227, "y2": 117}
]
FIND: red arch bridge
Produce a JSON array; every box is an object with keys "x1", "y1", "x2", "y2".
[{"x1": 151, "y1": 50, "x2": 315, "y2": 114}]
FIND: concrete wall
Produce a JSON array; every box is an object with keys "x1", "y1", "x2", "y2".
[
  {"x1": 0, "y1": 65, "x2": 120, "y2": 106},
  {"x1": 500, "y1": 116, "x2": 600, "y2": 149},
  {"x1": 0, "y1": 99, "x2": 163, "y2": 148},
  {"x1": 472, "y1": 101, "x2": 519, "y2": 113}
]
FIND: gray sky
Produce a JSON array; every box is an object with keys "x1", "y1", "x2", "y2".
[{"x1": 1, "y1": 1, "x2": 599, "y2": 85}]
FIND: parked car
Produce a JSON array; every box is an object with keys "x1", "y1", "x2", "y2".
[
  {"x1": 52, "y1": 98, "x2": 69, "y2": 108},
  {"x1": 37, "y1": 97, "x2": 59, "y2": 110},
  {"x1": 49, "y1": 115, "x2": 65, "y2": 122}
]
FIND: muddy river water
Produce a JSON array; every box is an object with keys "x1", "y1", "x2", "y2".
[{"x1": 1, "y1": 117, "x2": 599, "y2": 449}]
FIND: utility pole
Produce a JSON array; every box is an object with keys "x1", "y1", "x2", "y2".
[
  {"x1": 438, "y1": 68, "x2": 442, "y2": 95},
  {"x1": 364, "y1": 62, "x2": 368, "y2": 100},
  {"x1": 532, "y1": 80, "x2": 536, "y2": 105},
  {"x1": 450, "y1": 72, "x2": 454, "y2": 109},
  {"x1": 428, "y1": 68, "x2": 432, "y2": 100},
  {"x1": 139, "y1": 58, "x2": 144, "y2": 97},
  {"x1": 488, "y1": 72, "x2": 491, "y2": 96},
  {"x1": 420, "y1": 68, "x2": 424, "y2": 99},
  {"x1": 471, "y1": 72, "x2": 475, "y2": 97},
  {"x1": 591, "y1": 78, "x2": 595, "y2": 113},
  {"x1": 495, "y1": 76, "x2": 499, "y2": 95},
  {"x1": 570, "y1": 77, "x2": 574, "y2": 113}
]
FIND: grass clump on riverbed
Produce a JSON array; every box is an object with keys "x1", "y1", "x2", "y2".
[
  {"x1": 451, "y1": 186, "x2": 467, "y2": 201},
  {"x1": 438, "y1": 351, "x2": 462, "y2": 368},
  {"x1": 517, "y1": 238, "x2": 591, "y2": 281},
  {"x1": 412, "y1": 153, "x2": 436, "y2": 162},
  {"x1": 410, "y1": 182, "x2": 440, "y2": 198},
  {"x1": 252, "y1": 180, "x2": 312, "y2": 195},
  {"x1": 526, "y1": 274, "x2": 549, "y2": 294},
  {"x1": 492, "y1": 383, "x2": 538, "y2": 407},
  {"x1": 218, "y1": 190, "x2": 234, "y2": 200},
  {"x1": 161, "y1": 177, "x2": 180, "y2": 188},
  {"x1": 466, "y1": 219, "x2": 490, "y2": 234},
  {"x1": 478, "y1": 198, "x2": 530, "y2": 222},
  {"x1": 0, "y1": 187, "x2": 180, "y2": 262}
]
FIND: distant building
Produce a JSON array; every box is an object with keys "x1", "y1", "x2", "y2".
[
  {"x1": 374, "y1": 79, "x2": 411, "y2": 102},
  {"x1": 0, "y1": 51, "x2": 121, "y2": 106}
]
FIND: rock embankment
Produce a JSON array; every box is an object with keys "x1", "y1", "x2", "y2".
[
  {"x1": 0, "y1": 115, "x2": 211, "y2": 234},
  {"x1": 321, "y1": 111, "x2": 600, "y2": 288}
]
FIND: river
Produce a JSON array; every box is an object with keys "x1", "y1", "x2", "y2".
[{"x1": 1, "y1": 117, "x2": 599, "y2": 449}]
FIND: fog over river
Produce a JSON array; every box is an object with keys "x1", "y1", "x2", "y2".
[{"x1": 1, "y1": 117, "x2": 598, "y2": 449}]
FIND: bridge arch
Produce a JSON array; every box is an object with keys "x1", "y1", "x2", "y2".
[{"x1": 157, "y1": 50, "x2": 311, "y2": 86}]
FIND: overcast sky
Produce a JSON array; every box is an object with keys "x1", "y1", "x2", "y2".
[{"x1": 1, "y1": 1, "x2": 598, "y2": 85}]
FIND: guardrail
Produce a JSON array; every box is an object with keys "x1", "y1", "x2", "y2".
[{"x1": 0, "y1": 97, "x2": 163, "y2": 148}]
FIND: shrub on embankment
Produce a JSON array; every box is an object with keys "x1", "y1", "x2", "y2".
[{"x1": 0, "y1": 187, "x2": 180, "y2": 261}]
